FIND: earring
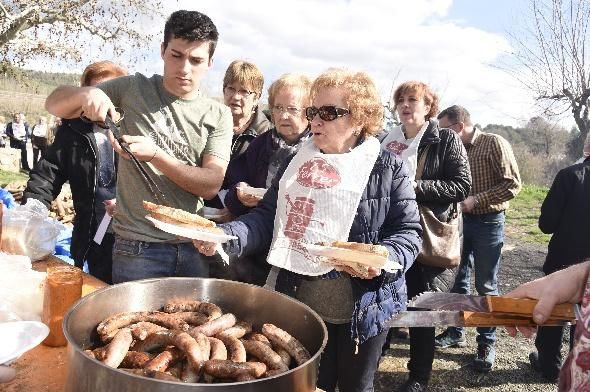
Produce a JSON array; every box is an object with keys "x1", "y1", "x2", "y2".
[{"x1": 353, "y1": 129, "x2": 361, "y2": 136}]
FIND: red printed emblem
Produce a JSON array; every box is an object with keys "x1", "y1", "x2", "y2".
[
  {"x1": 386, "y1": 140, "x2": 409, "y2": 155},
  {"x1": 296, "y1": 158, "x2": 341, "y2": 189}
]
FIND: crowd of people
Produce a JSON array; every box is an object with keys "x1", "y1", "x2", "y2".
[{"x1": 9, "y1": 8, "x2": 589, "y2": 392}]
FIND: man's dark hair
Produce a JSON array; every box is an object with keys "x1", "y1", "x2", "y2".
[
  {"x1": 163, "y1": 10, "x2": 219, "y2": 58},
  {"x1": 438, "y1": 105, "x2": 472, "y2": 126}
]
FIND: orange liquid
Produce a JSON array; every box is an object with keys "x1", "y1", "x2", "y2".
[{"x1": 42, "y1": 266, "x2": 82, "y2": 347}]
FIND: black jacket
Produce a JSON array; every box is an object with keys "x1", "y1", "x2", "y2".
[
  {"x1": 230, "y1": 107, "x2": 272, "y2": 161},
  {"x1": 539, "y1": 157, "x2": 590, "y2": 274},
  {"x1": 383, "y1": 120, "x2": 471, "y2": 293},
  {"x1": 23, "y1": 119, "x2": 117, "y2": 264}
]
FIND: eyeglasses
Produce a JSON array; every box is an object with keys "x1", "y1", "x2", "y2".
[
  {"x1": 272, "y1": 105, "x2": 303, "y2": 116},
  {"x1": 224, "y1": 86, "x2": 256, "y2": 98},
  {"x1": 305, "y1": 106, "x2": 350, "y2": 122}
]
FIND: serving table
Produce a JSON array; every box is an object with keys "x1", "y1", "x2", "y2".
[{"x1": 4, "y1": 255, "x2": 107, "y2": 392}]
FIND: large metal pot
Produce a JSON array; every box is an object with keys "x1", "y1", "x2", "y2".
[{"x1": 64, "y1": 278, "x2": 327, "y2": 391}]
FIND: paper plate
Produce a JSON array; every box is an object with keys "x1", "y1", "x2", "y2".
[
  {"x1": 0, "y1": 321, "x2": 49, "y2": 365},
  {"x1": 145, "y1": 215, "x2": 237, "y2": 243},
  {"x1": 238, "y1": 185, "x2": 267, "y2": 198},
  {"x1": 202, "y1": 207, "x2": 225, "y2": 220},
  {"x1": 303, "y1": 243, "x2": 403, "y2": 270}
]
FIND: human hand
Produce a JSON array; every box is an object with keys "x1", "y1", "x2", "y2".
[
  {"x1": 336, "y1": 263, "x2": 381, "y2": 280},
  {"x1": 104, "y1": 199, "x2": 117, "y2": 216},
  {"x1": 236, "y1": 182, "x2": 262, "y2": 207},
  {"x1": 0, "y1": 365, "x2": 16, "y2": 383},
  {"x1": 108, "y1": 132, "x2": 159, "y2": 162},
  {"x1": 460, "y1": 196, "x2": 477, "y2": 213},
  {"x1": 80, "y1": 87, "x2": 119, "y2": 123},
  {"x1": 504, "y1": 261, "x2": 589, "y2": 337},
  {"x1": 193, "y1": 240, "x2": 217, "y2": 256}
]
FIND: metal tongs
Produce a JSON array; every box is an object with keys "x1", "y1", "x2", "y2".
[{"x1": 81, "y1": 109, "x2": 168, "y2": 205}]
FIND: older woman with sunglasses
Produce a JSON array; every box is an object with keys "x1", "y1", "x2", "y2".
[
  {"x1": 214, "y1": 73, "x2": 313, "y2": 285},
  {"x1": 194, "y1": 69, "x2": 421, "y2": 392},
  {"x1": 222, "y1": 60, "x2": 272, "y2": 160},
  {"x1": 380, "y1": 81, "x2": 471, "y2": 392}
]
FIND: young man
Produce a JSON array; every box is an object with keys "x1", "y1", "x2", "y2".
[
  {"x1": 436, "y1": 105, "x2": 521, "y2": 372},
  {"x1": 44, "y1": 10, "x2": 233, "y2": 283}
]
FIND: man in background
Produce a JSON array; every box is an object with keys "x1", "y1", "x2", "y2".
[
  {"x1": 528, "y1": 132, "x2": 590, "y2": 381},
  {"x1": 436, "y1": 105, "x2": 521, "y2": 373},
  {"x1": 5, "y1": 112, "x2": 30, "y2": 171}
]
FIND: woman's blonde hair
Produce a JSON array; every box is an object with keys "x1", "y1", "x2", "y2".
[
  {"x1": 393, "y1": 80, "x2": 439, "y2": 120},
  {"x1": 223, "y1": 60, "x2": 264, "y2": 97},
  {"x1": 267, "y1": 73, "x2": 312, "y2": 109},
  {"x1": 310, "y1": 69, "x2": 383, "y2": 136}
]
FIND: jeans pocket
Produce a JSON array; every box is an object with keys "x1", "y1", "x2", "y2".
[{"x1": 113, "y1": 237, "x2": 144, "y2": 257}]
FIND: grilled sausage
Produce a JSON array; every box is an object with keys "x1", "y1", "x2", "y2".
[
  {"x1": 143, "y1": 347, "x2": 184, "y2": 372},
  {"x1": 163, "y1": 300, "x2": 201, "y2": 313},
  {"x1": 215, "y1": 334, "x2": 246, "y2": 363},
  {"x1": 217, "y1": 321, "x2": 252, "y2": 339},
  {"x1": 191, "y1": 313, "x2": 236, "y2": 337},
  {"x1": 98, "y1": 311, "x2": 189, "y2": 342},
  {"x1": 122, "y1": 368, "x2": 180, "y2": 381},
  {"x1": 208, "y1": 337, "x2": 228, "y2": 360},
  {"x1": 261, "y1": 323, "x2": 310, "y2": 366},
  {"x1": 102, "y1": 328, "x2": 133, "y2": 368},
  {"x1": 120, "y1": 351, "x2": 153, "y2": 368},
  {"x1": 129, "y1": 322, "x2": 167, "y2": 341},
  {"x1": 203, "y1": 359, "x2": 266, "y2": 379},
  {"x1": 241, "y1": 339, "x2": 288, "y2": 372}
]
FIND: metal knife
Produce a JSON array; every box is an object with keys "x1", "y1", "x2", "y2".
[{"x1": 410, "y1": 292, "x2": 575, "y2": 319}]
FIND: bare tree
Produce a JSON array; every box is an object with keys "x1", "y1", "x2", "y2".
[
  {"x1": 510, "y1": 0, "x2": 590, "y2": 155},
  {"x1": 0, "y1": 1, "x2": 164, "y2": 76}
]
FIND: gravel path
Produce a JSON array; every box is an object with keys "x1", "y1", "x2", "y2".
[{"x1": 376, "y1": 236, "x2": 568, "y2": 391}]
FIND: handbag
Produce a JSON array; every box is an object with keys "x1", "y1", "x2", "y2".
[{"x1": 414, "y1": 145, "x2": 461, "y2": 268}]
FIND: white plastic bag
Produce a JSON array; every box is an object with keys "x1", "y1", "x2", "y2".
[
  {"x1": 1, "y1": 199, "x2": 64, "y2": 261},
  {"x1": 0, "y1": 253, "x2": 46, "y2": 321}
]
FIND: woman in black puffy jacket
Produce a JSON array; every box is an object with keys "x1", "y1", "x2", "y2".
[{"x1": 380, "y1": 81, "x2": 471, "y2": 392}]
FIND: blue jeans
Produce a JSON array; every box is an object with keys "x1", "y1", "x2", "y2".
[
  {"x1": 449, "y1": 211, "x2": 505, "y2": 346},
  {"x1": 112, "y1": 236, "x2": 211, "y2": 283}
]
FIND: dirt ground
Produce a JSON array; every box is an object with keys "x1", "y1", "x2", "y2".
[{"x1": 376, "y1": 235, "x2": 568, "y2": 392}]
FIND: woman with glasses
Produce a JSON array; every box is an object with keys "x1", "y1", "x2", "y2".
[
  {"x1": 379, "y1": 81, "x2": 471, "y2": 392},
  {"x1": 222, "y1": 60, "x2": 272, "y2": 161},
  {"x1": 213, "y1": 73, "x2": 313, "y2": 285},
  {"x1": 194, "y1": 69, "x2": 422, "y2": 392}
]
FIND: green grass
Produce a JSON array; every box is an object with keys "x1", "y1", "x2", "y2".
[
  {"x1": 506, "y1": 184, "x2": 551, "y2": 244},
  {"x1": 0, "y1": 169, "x2": 28, "y2": 187}
]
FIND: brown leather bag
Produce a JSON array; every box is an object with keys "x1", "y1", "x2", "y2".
[{"x1": 415, "y1": 146, "x2": 461, "y2": 268}]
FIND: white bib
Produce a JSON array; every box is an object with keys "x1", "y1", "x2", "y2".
[
  {"x1": 381, "y1": 123, "x2": 428, "y2": 179},
  {"x1": 266, "y1": 137, "x2": 380, "y2": 276}
]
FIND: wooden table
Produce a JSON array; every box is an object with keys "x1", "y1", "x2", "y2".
[{"x1": 4, "y1": 255, "x2": 107, "y2": 392}]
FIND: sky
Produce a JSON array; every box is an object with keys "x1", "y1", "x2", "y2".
[{"x1": 37, "y1": 0, "x2": 550, "y2": 127}]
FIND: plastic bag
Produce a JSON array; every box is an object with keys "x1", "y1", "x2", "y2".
[
  {"x1": 0, "y1": 188, "x2": 16, "y2": 209},
  {"x1": 1, "y1": 199, "x2": 64, "y2": 261},
  {"x1": 0, "y1": 253, "x2": 45, "y2": 321}
]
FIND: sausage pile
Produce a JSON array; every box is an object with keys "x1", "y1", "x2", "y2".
[{"x1": 84, "y1": 299, "x2": 312, "y2": 383}]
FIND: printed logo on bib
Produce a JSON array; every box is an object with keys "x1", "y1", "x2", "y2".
[
  {"x1": 149, "y1": 109, "x2": 191, "y2": 163},
  {"x1": 385, "y1": 140, "x2": 409, "y2": 155},
  {"x1": 296, "y1": 158, "x2": 341, "y2": 189}
]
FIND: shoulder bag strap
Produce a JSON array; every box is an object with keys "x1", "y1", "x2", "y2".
[{"x1": 415, "y1": 144, "x2": 430, "y2": 180}]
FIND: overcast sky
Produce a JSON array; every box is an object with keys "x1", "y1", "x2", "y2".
[{"x1": 62, "y1": 0, "x2": 549, "y2": 127}]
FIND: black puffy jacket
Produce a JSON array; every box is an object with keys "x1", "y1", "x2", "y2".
[{"x1": 23, "y1": 119, "x2": 117, "y2": 265}]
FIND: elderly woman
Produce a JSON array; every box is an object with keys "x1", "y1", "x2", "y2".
[
  {"x1": 213, "y1": 73, "x2": 313, "y2": 285},
  {"x1": 196, "y1": 69, "x2": 422, "y2": 392},
  {"x1": 223, "y1": 60, "x2": 272, "y2": 160},
  {"x1": 380, "y1": 81, "x2": 471, "y2": 392}
]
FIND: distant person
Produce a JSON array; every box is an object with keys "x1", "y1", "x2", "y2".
[
  {"x1": 31, "y1": 116, "x2": 48, "y2": 165},
  {"x1": 505, "y1": 260, "x2": 590, "y2": 392},
  {"x1": 574, "y1": 132, "x2": 590, "y2": 164},
  {"x1": 435, "y1": 105, "x2": 521, "y2": 373},
  {"x1": 214, "y1": 73, "x2": 313, "y2": 285},
  {"x1": 0, "y1": 115, "x2": 7, "y2": 147},
  {"x1": 43, "y1": 10, "x2": 233, "y2": 283},
  {"x1": 379, "y1": 82, "x2": 471, "y2": 392},
  {"x1": 527, "y1": 148, "x2": 590, "y2": 381},
  {"x1": 6, "y1": 112, "x2": 30, "y2": 171},
  {"x1": 24, "y1": 61, "x2": 128, "y2": 284},
  {"x1": 223, "y1": 60, "x2": 272, "y2": 160}
]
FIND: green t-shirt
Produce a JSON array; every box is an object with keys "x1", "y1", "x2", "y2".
[{"x1": 98, "y1": 73, "x2": 233, "y2": 242}]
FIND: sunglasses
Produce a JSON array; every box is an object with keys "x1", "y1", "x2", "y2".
[{"x1": 305, "y1": 106, "x2": 350, "y2": 122}]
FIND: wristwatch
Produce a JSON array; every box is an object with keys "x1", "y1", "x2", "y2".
[{"x1": 473, "y1": 196, "x2": 480, "y2": 208}]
